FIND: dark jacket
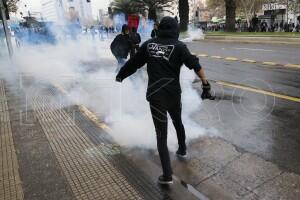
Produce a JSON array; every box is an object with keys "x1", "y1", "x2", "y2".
[
  {"x1": 129, "y1": 32, "x2": 141, "y2": 45},
  {"x1": 151, "y1": 29, "x2": 158, "y2": 38},
  {"x1": 110, "y1": 34, "x2": 131, "y2": 59},
  {"x1": 116, "y1": 17, "x2": 202, "y2": 102}
]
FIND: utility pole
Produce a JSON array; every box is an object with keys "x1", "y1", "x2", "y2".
[
  {"x1": 287, "y1": 0, "x2": 289, "y2": 23},
  {"x1": 0, "y1": 0, "x2": 13, "y2": 57}
]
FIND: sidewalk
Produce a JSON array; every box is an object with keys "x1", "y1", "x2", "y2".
[
  {"x1": 0, "y1": 78, "x2": 197, "y2": 200},
  {"x1": 1, "y1": 78, "x2": 300, "y2": 200}
]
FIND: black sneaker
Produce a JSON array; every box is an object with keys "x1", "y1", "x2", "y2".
[
  {"x1": 176, "y1": 149, "x2": 187, "y2": 158},
  {"x1": 158, "y1": 175, "x2": 173, "y2": 185}
]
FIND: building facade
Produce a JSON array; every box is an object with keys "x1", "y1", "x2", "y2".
[
  {"x1": 41, "y1": 0, "x2": 93, "y2": 25},
  {"x1": 262, "y1": 3, "x2": 300, "y2": 25}
]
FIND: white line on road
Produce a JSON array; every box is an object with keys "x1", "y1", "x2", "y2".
[{"x1": 235, "y1": 47, "x2": 273, "y2": 52}]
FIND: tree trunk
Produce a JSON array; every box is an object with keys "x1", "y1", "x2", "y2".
[
  {"x1": 179, "y1": 0, "x2": 189, "y2": 32},
  {"x1": 148, "y1": 8, "x2": 157, "y2": 22},
  {"x1": 225, "y1": 0, "x2": 236, "y2": 32}
]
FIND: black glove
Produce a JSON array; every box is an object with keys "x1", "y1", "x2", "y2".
[
  {"x1": 116, "y1": 77, "x2": 122, "y2": 82},
  {"x1": 201, "y1": 81, "x2": 215, "y2": 100}
]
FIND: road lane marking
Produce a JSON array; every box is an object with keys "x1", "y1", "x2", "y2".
[
  {"x1": 262, "y1": 61, "x2": 277, "y2": 66},
  {"x1": 211, "y1": 56, "x2": 222, "y2": 59},
  {"x1": 225, "y1": 57, "x2": 239, "y2": 61},
  {"x1": 242, "y1": 59, "x2": 256, "y2": 63},
  {"x1": 235, "y1": 47, "x2": 273, "y2": 52},
  {"x1": 192, "y1": 52, "x2": 300, "y2": 69},
  {"x1": 215, "y1": 81, "x2": 300, "y2": 103},
  {"x1": 194, "y1": 51, "x2": 299, "y2": 70},
  {"x1": 198, "y1": 54, "x2": 209, "y2": 57},
  {"x1": 285, "y1": 64, "x2": 300, "y2": 69}
]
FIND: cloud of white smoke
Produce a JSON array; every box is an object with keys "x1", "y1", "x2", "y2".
[{"x1": 0, "y1": 28, "x2": 217, "y2": 152}]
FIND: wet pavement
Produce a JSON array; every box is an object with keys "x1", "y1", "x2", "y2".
[{"x1": 187, "y1": 43, "x2": 300, "y2": 175}]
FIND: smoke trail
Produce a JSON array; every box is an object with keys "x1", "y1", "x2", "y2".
[{"x1": 181, "y1": 27, "x2": 205, "y2": 42}]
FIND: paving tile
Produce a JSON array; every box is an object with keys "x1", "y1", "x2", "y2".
[
  {"x1": 198, "y1": 153, "x2": 282, "y2": 199},
  {"x1": 172, "y1": 137, "x2": 241, "y2": 185},
  {"x1": 32, "y1": 93, "x2": 147, "y2": 200},
  {"x1": 0, "y1": 80, "x2": 24, "y2": 200},
  {"x1": 252, "y1": 172, "x2": 300, "y2": 200}
]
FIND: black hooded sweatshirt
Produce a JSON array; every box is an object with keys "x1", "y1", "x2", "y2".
[
  {"x1": 116, "y1": 17, "x2": 202, "y2": 102},
  {"x1": 110, "y1": 25, "x2": 131, "y2": 59}
]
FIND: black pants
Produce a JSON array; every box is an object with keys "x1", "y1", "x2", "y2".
[{"x1": 149, "y1": 97, "x2": 186, "y2": 178}]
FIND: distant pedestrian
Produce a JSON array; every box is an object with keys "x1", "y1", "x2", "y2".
[
  {"x1": 260, "y1": 20, "x2": 268, "y2": 32},
  {"x1": 151, "y1": 23, "x2": 159, "y2": 38},
  {"x1": 284, "y1": 22, "x2": 288, "y2": 32},
  {"x1": 296, "y1": 23, "x2": 300, "y2": 32},
  {"x1": 90, "y1": 26, "x2": 96, "y2": 40},
  {"x1": 280, "y1": 21, "x2": 284, "y2": 32},
  {"x1": 274, "y1": 22, "x2": 279, "y2": 32},
  {"x1": 110, "y1": 24, "x2": 131, "y2": 72},
  {"x1": 129, "y1": 27, "x2": 141, "y2": 58},
  {"x1": 252, "y1": 15, "x2": 259, "y2": 32}
]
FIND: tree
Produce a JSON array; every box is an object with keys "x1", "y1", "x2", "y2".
[
  {"x1": 207, "y1": 0, "x2": 237, "y2": 31},
  {"x1": 111, "y1": 0, "x2": 140, "y2": 16},
  {"x1": 237, "y1": 0, "x2": 265, "y2": 27},
  {"x1": 224, "y1": 0, "x2": 236, "y2": 32},
  {"x1": 275, "y1": 0, "x2": 300, "y2": 21},
  {"x1": 7, "y1": 0, "x2": 18, "y2": 13},
  {"x1": 134, "y1": 0, "x2": 174, "y2": 22},
  {"x1": 207, "y1": 0, "x2": 225, "y2": 18},
  {"x1": 179, "y1": 0, "x2": 189, "y2": 31},
  {"x1": 208, "y1": 0, "x2": 266, "y2": 31},
  {"x1": 112, "y1": 0, "x2": 174, "y2": 22}
]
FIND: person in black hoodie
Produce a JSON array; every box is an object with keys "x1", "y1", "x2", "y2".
[
  {"x1": 151, "y1": 23, "x2": 159, "y2": 38},
  {"x1": 116, "y1": 17, "x2": 213, "y2": 185},
  {"x1": 110, "y1": 24, "x2": 131, "y2": 72},
  {"x1": 129, "y1": 27, "x2": 141, "y2": 58}
]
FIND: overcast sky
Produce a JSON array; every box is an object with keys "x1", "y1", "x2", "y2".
[{"x1": 22, "y1": 0, "x2": 110, "y2": 18}]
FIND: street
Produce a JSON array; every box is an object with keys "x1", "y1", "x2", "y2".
[{"x1": 186, "y1": 41, "x2": 300, "y2": 175}]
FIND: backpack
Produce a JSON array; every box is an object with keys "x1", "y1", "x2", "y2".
[
  {"x1": 130, "y1": 32, "x2": 141, "y2": 44},
  {"x1": 110, "y1": 34, "x2": 131, "y2": 58}
]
